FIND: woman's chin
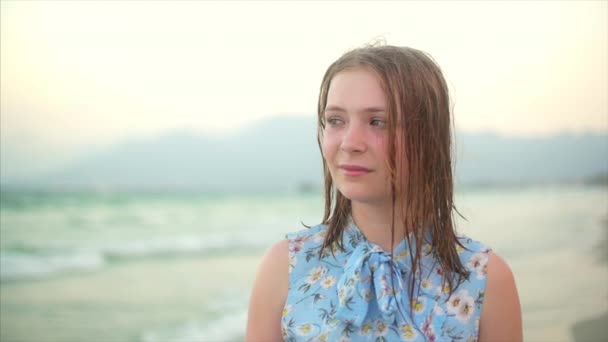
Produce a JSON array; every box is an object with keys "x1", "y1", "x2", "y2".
[{"x1": 337, "y1": 188, "x2": 389, "y2": 205}]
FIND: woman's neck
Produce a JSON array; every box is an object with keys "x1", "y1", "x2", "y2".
[{"x1": 351, "y1": 201, "x2": 407, "y2": 252}]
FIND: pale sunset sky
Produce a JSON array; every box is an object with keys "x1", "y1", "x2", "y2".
[{"x1": 1, "y1": 1, "x2": 607, "y2": 176}]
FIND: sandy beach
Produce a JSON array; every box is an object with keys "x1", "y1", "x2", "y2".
[
  {"x1": 571, "y1": 219, "x2": 608, "y2": 342},
  {"x1": 0, "y1": 254, "x2": 262, "y2": 342}
]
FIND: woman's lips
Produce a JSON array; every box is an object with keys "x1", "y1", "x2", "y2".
[{"x1": 339, "y1": 164, "x2": 372, "y2": 176}]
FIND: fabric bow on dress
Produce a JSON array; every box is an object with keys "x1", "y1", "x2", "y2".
[{"x1": 333, "y1": 241, "x2": 411, "y2": 327}]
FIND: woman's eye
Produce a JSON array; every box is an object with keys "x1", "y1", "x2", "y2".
[
  {"x1": 370, "y1": 118, "x2": 386, "y2": 128},
  {"x1": 326, "y1": 117, "x2": 344, "y2": 126}
]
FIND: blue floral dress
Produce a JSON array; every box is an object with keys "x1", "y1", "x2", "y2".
[{"x1": 281, "y1": 223, "x2": 491, "y2": 342}]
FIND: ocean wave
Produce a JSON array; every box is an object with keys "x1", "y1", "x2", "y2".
[
  {"x1": 140, "y1": 292, "x2": 249, "y2": 342},
  {"x1": 0, "y1": 250, "x2": 105, "y2": 281},
  {"x1": 0, "y1": 233, "x2": 269, "y2": 282},
  {"x1": 140, "y1": 310, "x2": 247, "y2": 342},
  {"x1": 103, "y1": 234, "x2": 268, "y2": 260}
]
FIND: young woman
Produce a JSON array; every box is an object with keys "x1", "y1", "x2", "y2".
[{"x1": 246, "y1": 45, "x2": 522, "y2": 341}]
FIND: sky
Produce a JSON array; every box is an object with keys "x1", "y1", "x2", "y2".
[{"x1": 1, "y1": 1, "x2": 607, "y2": 177}]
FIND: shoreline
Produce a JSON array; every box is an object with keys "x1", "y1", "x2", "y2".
[
  {"x1": 0, "y1": 254, "x2": 263, "y2": 342},
  {"x1": 571, "y1": 311, "x2": 608, "y2": 342},
  {"x1": 570, "y1": 217, "x2": 608, "y2": 342}
]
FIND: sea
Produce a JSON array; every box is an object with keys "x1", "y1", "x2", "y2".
[{"x1": 0, "y1": 185, "x2": 606, "y2": 342}]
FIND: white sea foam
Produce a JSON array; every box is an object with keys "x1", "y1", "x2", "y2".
[
  {"x1": 0, "y1": 232, "x2": 270, "y2": 281},
  {"x1": 103, "y1": 233, "x2": 268, "y2": 259},
  {"x1": 0, "y1": 251, "x2": 106, "y2": 281},
  {"x1": 140, "y1": 290, "x2": 250, "y2": 342},
  {"x1": 140, "y1": 310, "x2": 248, "y2": 342}
]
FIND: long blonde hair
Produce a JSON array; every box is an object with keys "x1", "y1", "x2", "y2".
[{"x1": 316, "y1": 44, "x2": 469, "y2": 302}]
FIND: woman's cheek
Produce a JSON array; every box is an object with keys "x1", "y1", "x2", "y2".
[{"x1": 321, "y1": 133, "x2": 339, "y2": 159}]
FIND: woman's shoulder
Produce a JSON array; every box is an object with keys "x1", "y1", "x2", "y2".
[
  {"x1": 246, "y1": 239, "x2": 290, "y2": 341},
  {"x1": 253, "y1": 223, "x2": 329, "y2": 283},
  {"x1": 284, "y1": 224, "x2": 329, "y2": 253},
  {"x1": 454, "y1": 234, "x2": 490, "y2": 266},
  {"x1": 479, "y1": 251, "x2": 522, "y2": 341},
  {"x1": 253, "y1": 239, "x2": 290, "y2": 286},
  {"x1": 285, "y1": 223, "x2": 328, "y2": 241},
  {"x1": 456, "y1": 234, "x2": 492, "y2": 255},
  {"x1": 451, "y1": 234, "x2": 522, "y2": 340},
  {"x1": 284, "y1": 224, "x2": 333, "y2": 279},
  {"x1": 452, "y1": 234, "x2": 492, "y2": 280}
]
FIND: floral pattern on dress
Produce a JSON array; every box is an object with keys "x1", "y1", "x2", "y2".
[{"x1": 282, "y1": 223, "x2": 491, "y2": 341}]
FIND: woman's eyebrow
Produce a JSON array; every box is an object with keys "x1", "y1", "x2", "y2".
[
  {"x1": 324, "y1": 105, "x2": 386, "y2": 113},
  {"x1": 324, "y1": 105, "x2": 346, "y2": 113}
]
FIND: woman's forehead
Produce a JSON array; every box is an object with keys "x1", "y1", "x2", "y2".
[{"x1": 325, "y1": 68, "x2": 388, "y2": 112}]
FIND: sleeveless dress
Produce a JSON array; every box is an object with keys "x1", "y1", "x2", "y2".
[{"x1": 281, "y1": 223, "x2": 491, "y2": 342}]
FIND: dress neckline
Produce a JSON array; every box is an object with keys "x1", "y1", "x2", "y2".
[{"x1": 343, "y1": 218, "x2": 426, "y2": 256}]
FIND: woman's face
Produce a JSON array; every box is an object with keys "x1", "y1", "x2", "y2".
[{"x1": 322, "y1": 67, "x2": 392, "y2": 205}]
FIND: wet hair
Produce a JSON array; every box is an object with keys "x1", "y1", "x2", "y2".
[{"x1": 316, "y1": 43, "x2": 469, "y2": 306}]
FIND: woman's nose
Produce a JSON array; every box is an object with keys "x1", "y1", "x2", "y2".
[{"x1": 340, "y1": 122, "x2": 367, "y2": 153}]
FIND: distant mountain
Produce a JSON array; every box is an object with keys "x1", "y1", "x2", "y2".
[
  {"x1": 2, "y1": 116, "x2": 607, "y2": 191},
  {"x1": 13, "y1": 117, "x2": 323, "y2": 192},
  {"x1": 454, "y1": 131, "x2": 608, "y2": 185}
]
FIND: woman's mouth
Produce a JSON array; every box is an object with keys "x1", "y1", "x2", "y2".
[{"x1": 339, "y1": 164, "x2": 372, "y2": 177}]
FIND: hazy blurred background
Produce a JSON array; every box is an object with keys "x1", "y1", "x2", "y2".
[{"x1": 1, "y1": 1, "x2": 606, "y2": 341}]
